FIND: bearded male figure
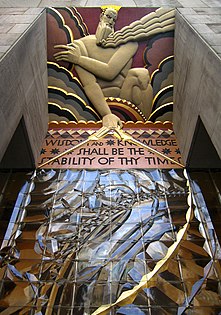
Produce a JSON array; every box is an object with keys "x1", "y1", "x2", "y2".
[{"x1": 54, "y1": 7, "x2": 175, "y2": 128}]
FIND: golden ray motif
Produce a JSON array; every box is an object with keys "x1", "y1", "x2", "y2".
[
  {"x1": 48, "y1": 86, "x2": 100, "y2": 118},
  {"x1": 48, "y1": 102, "x2": 78, "y2": 121},
  {"x1": 150, "y1": 55, "x2": 174, "y2": 82},
  {"x1": 48, "y1": 61, "x2": 81, "y2": 82},
  {"x1": 105, "y1": 97, "x2": 147, "y2": 121},
  {"x1": 148, "y1": 102, "x2": 173, "y2": 120},
  {"x1": 65, "y1": 7, "x2": 89, "y2": 37},
  {"x1": 151, "y1": 84, "x2": 173, "y2": 110},
  {"x1": 49, "y1": 8, "x2": 74, "y2": 42}
]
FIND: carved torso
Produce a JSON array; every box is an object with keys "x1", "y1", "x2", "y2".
[{"x1": 76, "y1": 35, "x2": 138, "y2": 95}]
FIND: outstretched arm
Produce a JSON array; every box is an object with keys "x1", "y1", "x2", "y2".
[
  {"x1": 54, "y1": 41, "x2": 138, "y2": 81},
  {"x1": 54, "y1": 42, "x2": 123, "y2": 129}
]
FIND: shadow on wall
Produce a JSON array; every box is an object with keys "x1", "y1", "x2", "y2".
[
  {"x1": 187, "y1": 117, "x2": 221, "y2": 169},
  {"x1": 0, "y1": 118, "x2": 35, "y2": 169}
]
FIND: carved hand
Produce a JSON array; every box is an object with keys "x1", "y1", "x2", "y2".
[
  {"x1": 54, "y1": 44, "x2": 81, "y2": 64},
  {"x1": 102, "y1": 113, "x2": 123, "y2": 129}
]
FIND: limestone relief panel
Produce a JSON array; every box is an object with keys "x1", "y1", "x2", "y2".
[{"x1": 47, "y1": 7, "x2": 175, "y2": 125}]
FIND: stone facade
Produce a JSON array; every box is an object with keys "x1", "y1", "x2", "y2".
[
  {"x1": 0, "y1": 9, "x2": 48, "y2": 167},
  {"x1": 174, "y1": 11, "x2": 221, "y2": 167}
]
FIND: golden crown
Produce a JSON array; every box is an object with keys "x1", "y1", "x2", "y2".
[{"x1": 101, "y1": 5, "x2": 121, "y2": 12}]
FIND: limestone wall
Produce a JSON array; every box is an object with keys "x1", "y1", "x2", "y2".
[
  {"x1": 174, "y1": 11, "x2": 221, "y2": 166},
  {"x1": 0, "y1": 10, "x2": 48, "y2": 167}
]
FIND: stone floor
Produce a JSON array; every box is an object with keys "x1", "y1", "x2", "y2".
[{"x1": 0, "y1": 0, "x2": 221, "y2": 59}]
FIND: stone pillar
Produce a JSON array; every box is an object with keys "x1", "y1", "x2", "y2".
[
  {"x1": 173, "y1": 11, "x2": 221, "y2": 168},
  {"x1": 0, "y1": 9, "x2": 48, "y2": 168}
]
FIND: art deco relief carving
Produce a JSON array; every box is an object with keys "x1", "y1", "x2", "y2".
[{"x1": 53, "y1": 7, "x2": 175, "y2": 128}]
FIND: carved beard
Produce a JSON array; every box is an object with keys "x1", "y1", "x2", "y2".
[{"x1": 95, "y1": 21, "x2": 114, "y2": 46}]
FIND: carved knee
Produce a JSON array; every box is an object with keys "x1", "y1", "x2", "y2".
[
  {"x1": 127, "y1": 68, "x2": 150, "y2": 89},
  {"x1": 120, "y1": 67, "x2": 153, "y2": 119}
]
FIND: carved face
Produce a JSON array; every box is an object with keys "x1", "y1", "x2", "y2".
[
  {"x1": 101, "y1": 8, "x2": 117, "y2": 28},
  {"x1": 96, "y1": 8, "x2": 118, "y2": 45}
]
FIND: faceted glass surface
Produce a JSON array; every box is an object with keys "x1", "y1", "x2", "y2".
[{"x1": 0, "y1": 169, "x2": 220, "y2": 314}]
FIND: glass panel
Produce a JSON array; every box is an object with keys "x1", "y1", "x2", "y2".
[{"x1": 0, "y1": 169, "x2": 220, "y2": 314}]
